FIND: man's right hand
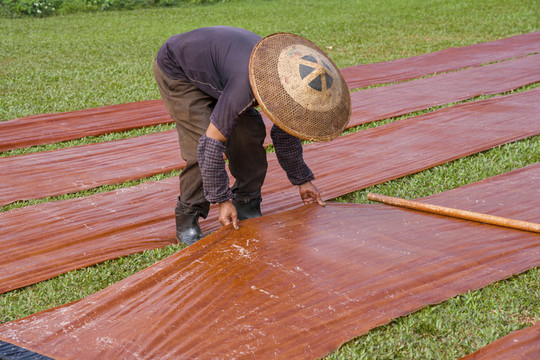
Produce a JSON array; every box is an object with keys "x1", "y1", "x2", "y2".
[
  {"x1": 298, "y1": 181, "x2": 326, "y2": 207},
  {"x1": 218, "y1": 200, "x2": 239, "y2": 230}
]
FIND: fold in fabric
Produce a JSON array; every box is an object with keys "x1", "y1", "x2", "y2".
[
  {"x1": 1, "y1": 32, "x2": 538, "y2": 152},
  {"x1": 2, "y1": 54, "x2": 540, "y2": 206},
  {"x1": 1, "y1": 89, "x2": 539, "y2": 294},
  {"x1": 459, "y1": 321, "x2": 540, "y2": 360},
  {"x1": 0, "y1": 164, "x2": 538, "y2": 359}
]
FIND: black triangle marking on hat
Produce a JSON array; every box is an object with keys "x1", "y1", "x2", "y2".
[
  {"x1": 322, "y1": 60, "x2": 331, "y2": 71},
  {"x1": 308, "y1": 75, "x2": 323, "y2": 91},
  {"x1": 301, "y1": 55, "x2": 318, "y2": 63},
  {"x1": 325, "y1": 73, "x2": 333, "y2": 88},
  {"x1": 299, "y1": 64, "x2": 316, "y2": 80}
]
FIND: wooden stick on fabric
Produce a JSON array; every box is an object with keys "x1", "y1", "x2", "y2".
[{"x1": 367, "y1": 193, "x2": 540, "y2": 234}]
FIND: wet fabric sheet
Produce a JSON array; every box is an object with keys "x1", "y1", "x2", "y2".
[
  {"x1": 0, "y1": 100, "x2": 172, "y2": 152},
  {"x1": 0, "y1": 131, "x2": 182, "y2": 206},
  {"x1": 459, "y1": 321, "x2": 540, "y2": 360},
  {"x1": 1, "y1": 89, "x2": 539, "y2": 293},
  {"x1": 0, "y1": 164, "x2": 538, "y2": 359},
  {"x1": 2, "y1": 54, "x2": 540, "y2": 206},
  {"x1": 342, "y1": 30, "x2": 540, "y2": 88}
]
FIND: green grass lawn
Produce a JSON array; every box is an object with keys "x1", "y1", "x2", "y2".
[{"x1": 1, "y1": 0, "x2": 539, "y2": 358}]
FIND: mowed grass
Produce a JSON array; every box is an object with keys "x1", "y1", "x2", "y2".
[{"x1": 1, "y1": 0, "x2": 539, "y2": 358}]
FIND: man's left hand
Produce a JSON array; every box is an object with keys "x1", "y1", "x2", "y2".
[{"x1": 298, "y1": 181, "x2": 326, "y2": 207}]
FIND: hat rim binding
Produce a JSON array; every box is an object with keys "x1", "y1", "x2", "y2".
[{"x1": 249, "y1": 32, "x2": 351, "y2": 142}]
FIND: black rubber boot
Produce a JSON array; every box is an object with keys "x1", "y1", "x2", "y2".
[
  {"x1": 232, "y1": 197, "x2": 262, "y2": 221},
  {"x1": 175, "y1": 208, "x2": 204, "y2": 246}
]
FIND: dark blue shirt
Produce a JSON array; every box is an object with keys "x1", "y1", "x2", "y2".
[{"x1": 156, "y1": 26, "x2": 261, "y2": 138}]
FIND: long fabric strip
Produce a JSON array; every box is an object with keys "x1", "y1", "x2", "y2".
[
  {"x1": 459, "y1": 321, "x2": 540, "y2": 360},
  {"x1": 0, "y1": 89, "x2": 539, "y2": 294},
  {"x1": 0, "y1": 100, "x2": 172, "y2": 152},
  {"x1": 0, "y1": 164, "x2": 538, "y2": 359},
  {"x1": 1, "y1": 31, "x2": 538, "y2": 152},
  {"x1": 2, "y1": 54, "x2": 540, "y2": 206},
  {"x1": 342, "y1": 30, "x2": 540, "y2": 88},
  {"x1": 0, "y1": 132, "x2": 182, "y2": 205}
]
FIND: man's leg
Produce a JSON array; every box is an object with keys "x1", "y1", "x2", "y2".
[
  {"x1": 153, "y1": 60, "x2": 214, "y2": 244},
  {"x1": 225, "y1": 108, "x2": 268, "y2": 220}
]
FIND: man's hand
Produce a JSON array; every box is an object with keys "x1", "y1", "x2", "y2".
[
  {"x1": 218, "y1": 200, "x2": 239, "y2": 230},
  {"x1": 298, "y1": 181, "x2": 326, "y2": 207}
]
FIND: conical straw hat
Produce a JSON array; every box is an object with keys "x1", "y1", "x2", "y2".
[{"x1": 249, "y1": 33, "x2": 351, "y2": 142}]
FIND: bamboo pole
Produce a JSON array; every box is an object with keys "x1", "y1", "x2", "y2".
[{"x1": 367, "y1": 193, "x2": 540, "y2": 234}]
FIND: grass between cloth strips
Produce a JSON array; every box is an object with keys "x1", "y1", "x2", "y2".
[{"x1": 1, "y1": 0, "x2": 539, "y2": 358}]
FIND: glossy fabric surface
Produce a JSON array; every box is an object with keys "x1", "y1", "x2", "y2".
[
  {"x1": 2, "y1": 54, "x2": 539, "y2": 206},
  {"x1": 0, "y1": 100, "x2": 172, "y2": 152},
  {"x1": 1, "y1": 89, "x2": 539, "y2": 293},
  {"x1": 342, "y1": 30, "x2": 540, "y2": 88},
  {"x1": 0, "y1": 164, "x2": 538, "y2": 359},
  {"x1": 1, "y1": 32, "x2": 538, "y2": 152},
  {"x1": 460, "y1": 321, "x2": 540, "y2": 360}
]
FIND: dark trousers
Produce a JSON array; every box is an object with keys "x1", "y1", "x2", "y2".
[{"x1": 153, "y1": 60, "x2": 268, "y2": 218}]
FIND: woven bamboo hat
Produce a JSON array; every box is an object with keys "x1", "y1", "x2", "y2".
[{"x1": 249, "y1": 33, "x2": 351, "y2": 142}]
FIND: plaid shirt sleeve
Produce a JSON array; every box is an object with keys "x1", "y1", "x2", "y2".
[
  {"x1": 197, "y1": 134, "x2": 233, "y2": 204},
  {"x1": 270, "y1": 124, "x2": 315, "y2": 186}
]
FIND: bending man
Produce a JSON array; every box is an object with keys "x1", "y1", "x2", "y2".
[{"x1": 153, "y1": 26, "x2": 350, "y2": 245}]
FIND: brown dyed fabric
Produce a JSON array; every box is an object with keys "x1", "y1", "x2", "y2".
[
  {"x1": 342, "y1": 30, "x2": 540, "y2": 88},
  {"x1": 0, "y1": 100, "x2": 172, "y2": 152},
  {"x1": 0, "y1": 164, "x2": 538, "y2": 359},
  {"x1": 348, "y1": 54, "x2": 540, "y2": 125},
  {"x1": 460, "y1": 322, "x2": 540, "y2": 360},
  {"x1": 1, "y1": 32, "x2": 538, "y2": 152},
  {"x1": 2, "y1": 54, "x2": 539, "y2": 206},
  {"x1": 0, "y1": 132, "x2": 182, "y2": 206},
  {"x1": 0, "y1": 89, "x2": 538, "y2": 294}
]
